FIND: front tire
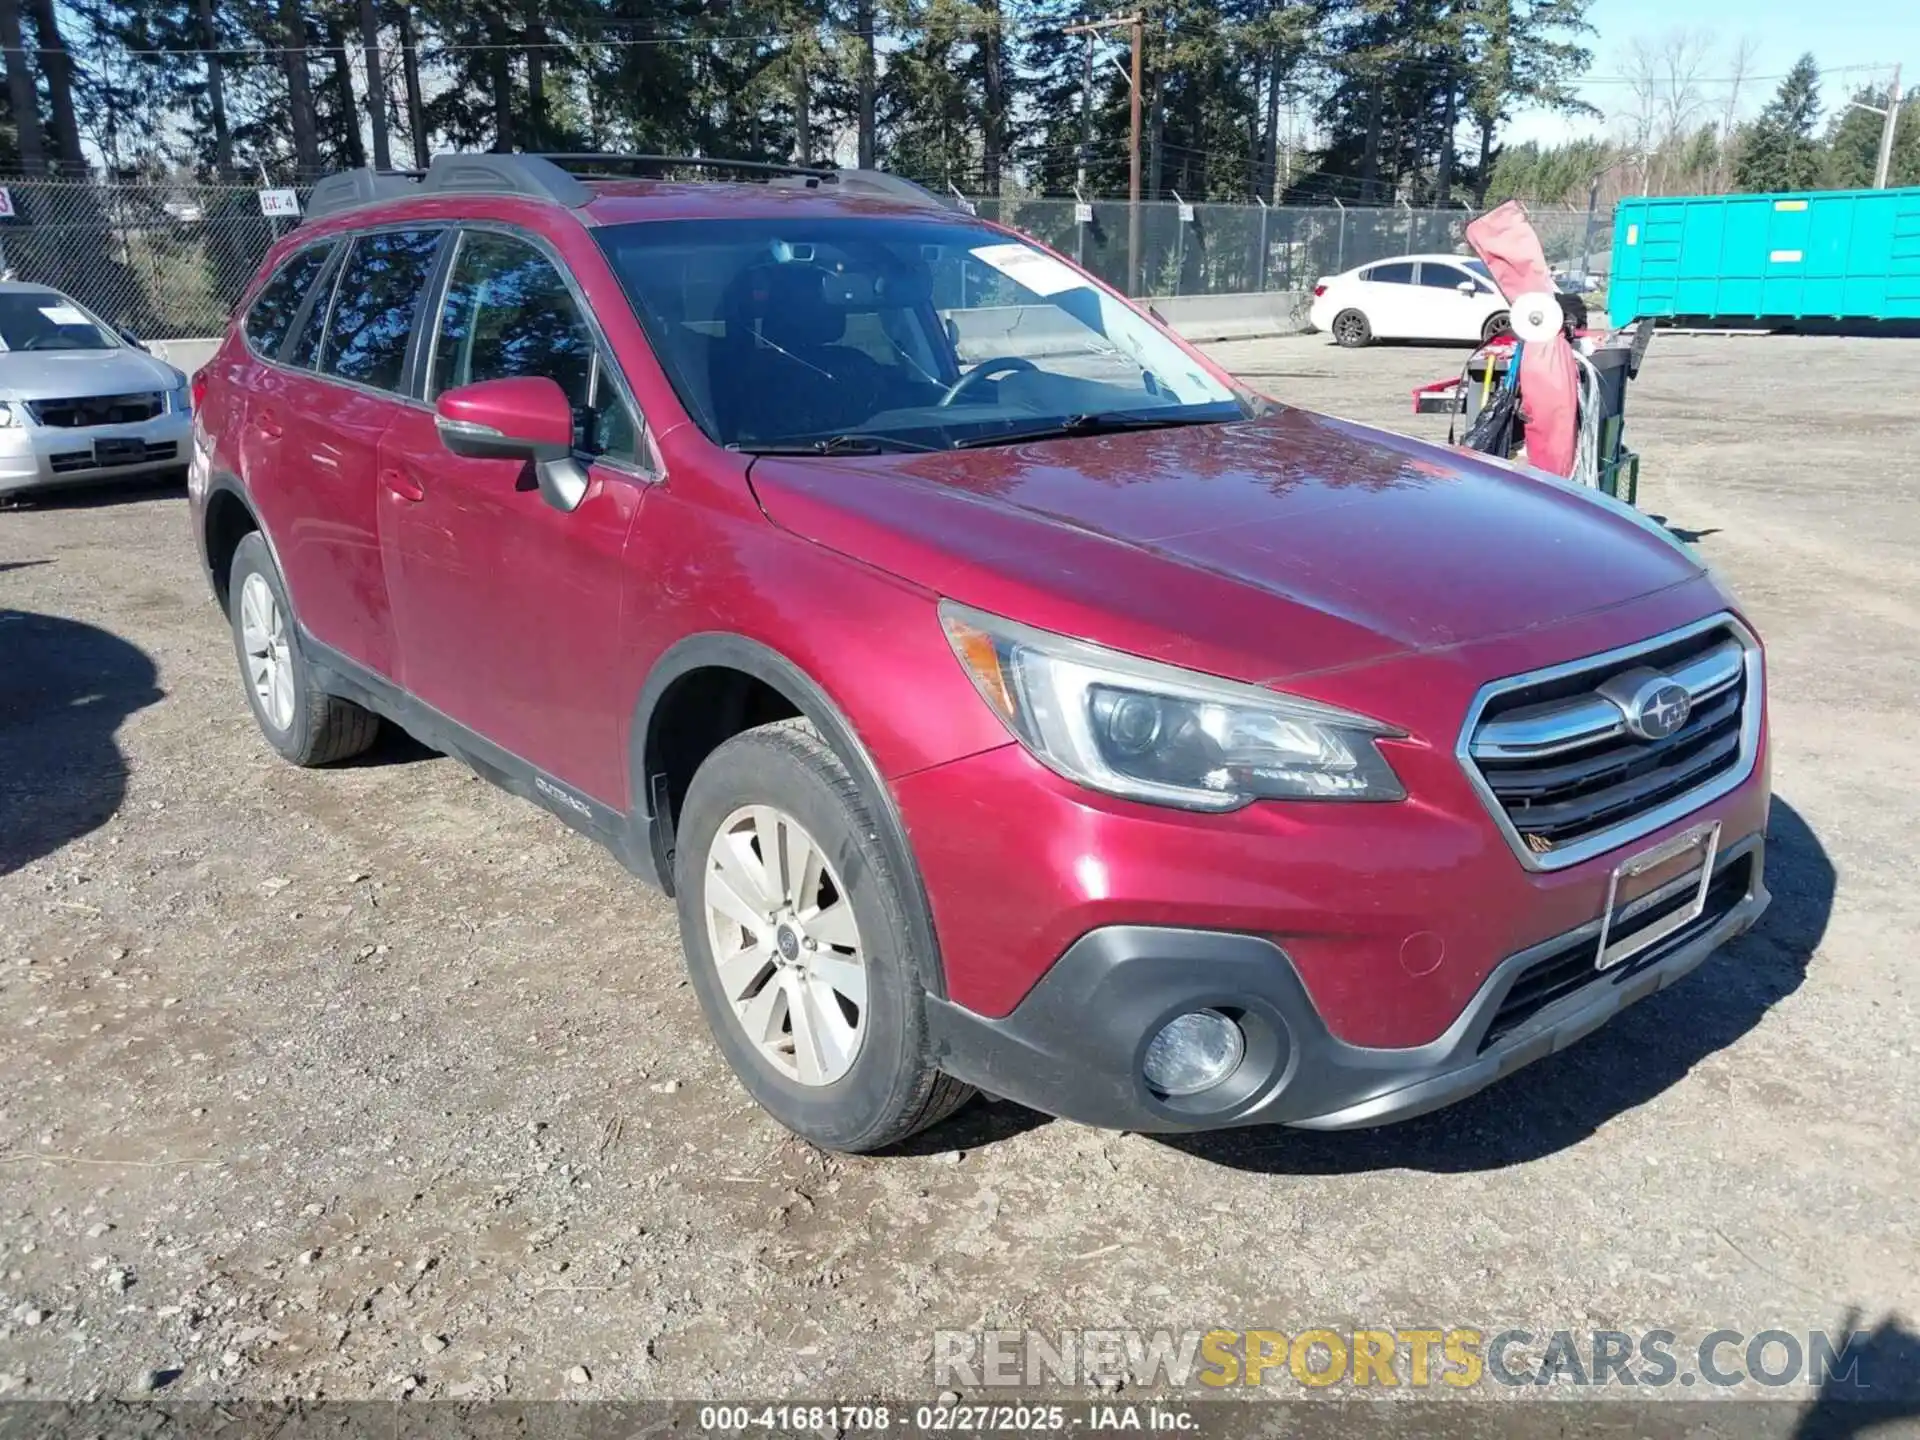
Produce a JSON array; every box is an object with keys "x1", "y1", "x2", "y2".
[
  {"x1": 1482, "y1": 310, "x2": 1513, "y2": 344},
  {"x1": 226, "y1": 532, "x2": 379, "y2": 767},
  {"x1": 673, "y1": 718, "x2": 973, "y2": 1151},
  {"x1": 1331, "y1": 308, "x2": 1372, "y2": 348}
]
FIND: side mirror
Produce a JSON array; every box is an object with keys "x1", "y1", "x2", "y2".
[
  {"x1": 434, "y1": 376, "x2": 588, "y2": 513},
  {"x1": 117, "y1": 326, "x2": 150, "y2": 351},
  {"x1": 1455, "y1": 280, "x2": 1478, "y2": 295}
]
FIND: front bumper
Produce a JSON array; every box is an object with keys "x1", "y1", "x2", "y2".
[
  {"x1": 0, "y1": 409, "x2": 192, "y2": 496},
  {"x1": 925, "y1": 834, "x2": 1768, "y2": 1132}
]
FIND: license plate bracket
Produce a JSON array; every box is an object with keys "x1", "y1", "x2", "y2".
[
  {"x1": 1594, "y1": 821, "x2": 1721, "y2": 971},
  {"x1": 94, "y1": 437, "x2": 145, "y2": 466}
]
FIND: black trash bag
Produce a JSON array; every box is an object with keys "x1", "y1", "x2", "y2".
[{"x1": 1461, "y1": 381, "x2": 1522, "y2": 458}]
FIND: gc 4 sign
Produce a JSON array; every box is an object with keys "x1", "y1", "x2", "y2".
[{"x1": 257, "y1": 188, "x2": 301, "y2": 218}]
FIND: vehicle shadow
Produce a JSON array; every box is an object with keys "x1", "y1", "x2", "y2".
[
  {"x1": 1157, "y1": 795, "x2": 1831, "y2": 1173},
  {"x1": 1795, "y1": 1308, "x2": 1920, "y2": 1437},
  {"x1": 0, "y1": 609, "x2": 163, "y2": 876}
]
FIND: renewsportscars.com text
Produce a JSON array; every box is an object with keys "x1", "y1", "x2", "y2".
[{"x1": 933, "y1": 1327, "x2": 1873, "y2": 1392}]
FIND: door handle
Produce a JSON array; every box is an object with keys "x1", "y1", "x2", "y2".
[{"x1": 380, "y1": 467, "x2": 426, "y2": 503}]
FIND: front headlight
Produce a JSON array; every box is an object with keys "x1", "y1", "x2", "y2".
[
  {"x1": 940, "y1": 601, "x2": 1406, "y2": 810},
  {"x1": 167, "y1": 376, "x2": 192, "y2": 414},
  {"x1": 0, "y1": 401, "x2": 18, "y2": 429}
]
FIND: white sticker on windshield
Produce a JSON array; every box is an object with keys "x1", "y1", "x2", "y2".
[
  {"x1": 969, "y1": 243, "x2": 1087, "y2": 298},
  {"x1": 39, "y1": 304, "x2": 89, "y2": 326}
]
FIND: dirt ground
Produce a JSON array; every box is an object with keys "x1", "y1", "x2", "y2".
[{"x1": 2, "y1": 334, "x2": 1917, "y2": 1409}]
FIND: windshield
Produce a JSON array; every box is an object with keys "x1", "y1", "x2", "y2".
[
  {"x1": 0, "y1": 290, "x2": 118, "y2": 352},
  {"x1": 595, "y1": 217, "x2": 1245, "y2": 452}
]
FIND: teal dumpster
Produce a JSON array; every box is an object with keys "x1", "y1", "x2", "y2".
[{"x1": 1609, "y1": 186, "x2": 1920, "y2": 324}]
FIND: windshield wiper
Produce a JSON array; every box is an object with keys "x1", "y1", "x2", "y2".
[
  {"x1": 952, "y1": 411, "x2": 1230, "y2": 450},
  {"x1": 733, "y1": 434, "x2": 937, "y2": 456}
]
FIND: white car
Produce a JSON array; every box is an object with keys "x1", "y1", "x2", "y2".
[
  {"x1": 1308, "y1": 254, "x2": 1510, "y2": 348},
  {"x1": 0, "y1": 283, "x2": 193, "y2": 499}
]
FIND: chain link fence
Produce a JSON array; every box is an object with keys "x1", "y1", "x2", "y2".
[
  {"x1": 0, "y1": 177, "x2": 1604, "y2": 341},
  {"x1": 0, "y1": 179, "x2": 310, "y2": 338}
]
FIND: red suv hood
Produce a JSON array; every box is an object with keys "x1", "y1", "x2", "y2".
[{"x1": 746, "y1": 409, "x2": 1707, "y2": 685}]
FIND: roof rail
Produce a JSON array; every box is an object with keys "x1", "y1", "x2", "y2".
[
  {"x1": 818, "y1": 170, "x2": 954, "y2": 211},
  {"x1": 301, "y1": 152, "x2": 957, "y2": 225},
  {"x1": 423, "y1": 152, "x2": 593, "y2": 207},
  {"x1": 536, "y1": 153, "x2": 833, "y2": 183},
  {"x1": 304, "y1": 168, "x2": 421, "y2": 222}
]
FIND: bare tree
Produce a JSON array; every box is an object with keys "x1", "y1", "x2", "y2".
[
  {"x1": 1618, "y1": 29, "x2": 1714, "y2": 193},
  {"x1": 1713, "y1": 35, "x2": 1760, "y2": 190}
]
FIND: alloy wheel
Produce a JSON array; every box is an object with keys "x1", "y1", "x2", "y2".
[
  {"x1": 239, "y1": 571, "x2": 295, "y2": 732},
  {"x1": 702, "y1": 804, "x2": 868, "y2": 1086}
]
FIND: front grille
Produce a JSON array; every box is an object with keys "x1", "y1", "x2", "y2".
[
  {"x1": 49, "y1": 441, "x2": 178, "y2": 474},
  {"x1": 28, "y1": 392, "x2": 165, "y2": 427},
  {"x1": 1465, "y1": 620, "x2": 1754, "y2": 864},
  {"x1": 1479, "y1": 850, "x2": 1755, "y2": 1050}
]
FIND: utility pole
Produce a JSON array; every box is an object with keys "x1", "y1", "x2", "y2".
[
  {"x1": 1851, "y1": 64, "x2": 1903, "y2": 189},
  {"x1": 1874, "y1": 64, "x2": 1902, "y2": 189},
  {"x1": 1129, "y1": 15, "x2": 1142, "y2": 296},
  {"x1": 1077, "y1": 29, "x2": 1092, "y2": 194},
  {"x1": 1065, "y1": 14, "x2": 1142, "y2": 295}
]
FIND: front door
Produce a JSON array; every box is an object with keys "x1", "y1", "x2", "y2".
[
  {"x1": 1415, "y1": 261, "x2": 1498, "y2": 341},
  {"x1": 379, "y1": 227, "x2": 650, "y2": 806}
]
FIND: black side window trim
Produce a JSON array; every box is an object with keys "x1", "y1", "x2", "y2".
[{"x1": 425, "y1": 220, "x2": 654, "y2": 476}]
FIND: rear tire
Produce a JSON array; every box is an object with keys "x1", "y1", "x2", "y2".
[
  {"x1": 673, "y1": 718, "x2": 973, "y2": 1152},
  {"x1": 1331, "y1": 308, "x2": 1372, "y2": 348},
  {"x1": 1481, "y1": 310, "x2": 1513, "y2": 344},
  {"x1": 226, "y1": 532, "x2": 380, "y2": 767}
]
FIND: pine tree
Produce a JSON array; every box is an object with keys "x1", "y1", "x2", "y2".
[{"x1": 1733, "y1": 52, "x2": 1822, "y2": 193}]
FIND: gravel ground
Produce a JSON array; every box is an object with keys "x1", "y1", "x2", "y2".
[{"x1": 1, "y1": 334, "x2": 1916, "y2": 1411}]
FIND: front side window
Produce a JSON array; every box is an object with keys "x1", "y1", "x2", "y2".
[
  {"x1": 1417, "y1": 264, "x2": 1470, "y2": 289},
  {"x1": 319, "y1": 229, "x2": 443, "y2": 391},
  {"x1": 1365, "y1": 261, "x2": 1415, "y2": 285},
  {"x1": 431, "y1": 230, "x2": 636, "y2": 461},
  {"x1": 244, "y1": 244, "x2": 335, "y2": 358},
  {"x1": 595, "y1": 216, "x2": 1245, "y2": 453},
  {"x1": 0, "y1": 288, "x2": 119, "y2": 353}
]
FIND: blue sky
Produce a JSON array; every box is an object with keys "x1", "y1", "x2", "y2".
[{"x1": 1505, "y1": 0, "x2": 1915, "y2": 146}]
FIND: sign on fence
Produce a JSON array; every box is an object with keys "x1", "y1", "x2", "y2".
[
  {"x1": 257, "y1": 188, "x2": 301, "y2": 218},
  {"x1": 1074, "y1": 202, "x2": 1093, "y2": 225},
  {"x1": 0, "y1": 188, "x2": 14, "y2": 219},
  {"x1": 1178, "y1": 200, "x2": 1195, "y2": 224}
]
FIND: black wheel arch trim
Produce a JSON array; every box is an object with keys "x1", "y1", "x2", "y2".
[
  {"x1": 631, "y1": 631, "x2": 949, "y2": 998},
  {"x1": 199, "y1": 469, "x2": 294, "y2": 610}
]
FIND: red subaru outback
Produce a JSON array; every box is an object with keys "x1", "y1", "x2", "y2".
[{"x1": 190, "y1": 155, "x2": 1771, "y2": 1152}]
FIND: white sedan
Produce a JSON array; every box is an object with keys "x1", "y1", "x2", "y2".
[{"x1": 1308, "y1": 254, "x2": 1511, "y2": 347}]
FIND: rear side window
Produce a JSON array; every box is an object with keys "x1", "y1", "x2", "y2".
[
  {"x1": 319, "y1": 229, "x2": 443, "y2": 392},
  {"x1": 1365, "y1": 261, "x2": 1415, "y2": 285},
  {"x1": 244, "y1": 244, "x2": 336, "y2": 358}
]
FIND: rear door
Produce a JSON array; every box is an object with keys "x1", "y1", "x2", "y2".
[
  {"x1": 378, "y1": 225, "x2": 649, "y2": 804},
  {"x1": 231, "y1": 239, "x2": 341, "y2": 573},
  {"x1": 269, "y1": 227, "x2": 446, "y2": 681},
  {"x1": 1356, "y1": 260, "x2": 1417, "y2": 337}
]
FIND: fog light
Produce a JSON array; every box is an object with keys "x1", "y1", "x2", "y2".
[{"x1": 1141, "y1": 1010, "x2": 1244, "y2": 1097}]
